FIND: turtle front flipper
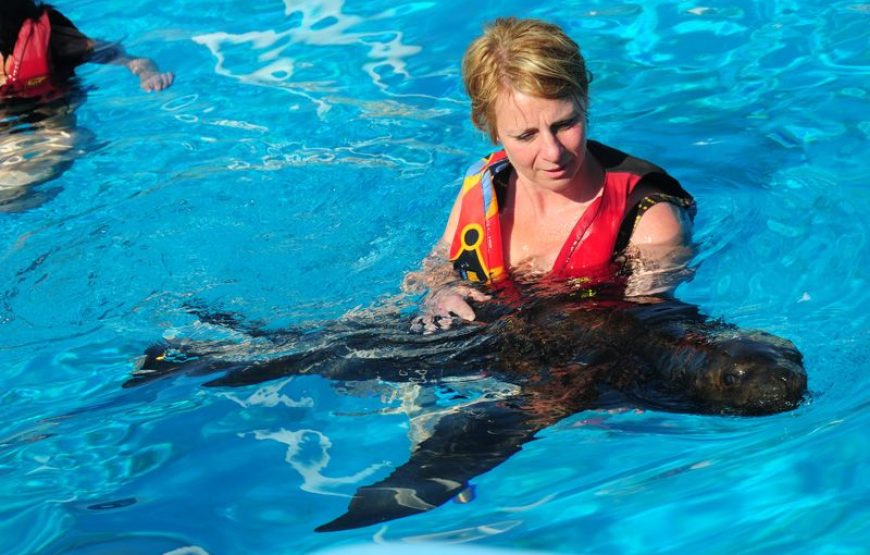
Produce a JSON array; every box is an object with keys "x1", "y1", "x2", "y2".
[{"x1": 123, "y1": 342, "x2": 241, "y2": 388}]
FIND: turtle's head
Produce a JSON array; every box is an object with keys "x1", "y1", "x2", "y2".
[{"x1": 690, "y1": 332, "x2": 807, "y2": 415}]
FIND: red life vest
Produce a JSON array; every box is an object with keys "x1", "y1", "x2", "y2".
[
  {"x1": 1, "y1": 11, "x2": 55, "y2": 99},
  {"x1": 449, "y1": 141, "x2": 692, "y2": 285},
  {"x1": 448, "y1": 150, "x2": 510, "y2": 283}
]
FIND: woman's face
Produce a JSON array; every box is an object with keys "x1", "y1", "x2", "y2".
[{"x1": 493, "y1": 90, "x2": 588, "y2": 192}]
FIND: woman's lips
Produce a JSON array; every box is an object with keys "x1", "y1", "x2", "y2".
[{"x1": 542, "y1": 165, "x2": 569, "y2": 177}]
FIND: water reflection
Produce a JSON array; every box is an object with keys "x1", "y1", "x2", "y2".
[
  {"x1": 0, "y1": 88, "x2": 96, "y2": 212},
  {"x1": 192, "y1": 0, "x2": 424, "y2": 112}
]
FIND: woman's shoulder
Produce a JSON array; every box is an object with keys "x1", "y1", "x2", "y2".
[
  {"x1": 46, "y1": 7, "x2": 93, "y2": 45},
  {"x1": 589, "y1": 140, "x2": 671, "y2": 177},
  {"x1": 590, "y1": 140, "x2": 691, "y2": 203},
  {"x1": 44, "y1": 7, "x2": 94, "y2": 70},
  {"x1": 45, "y1": 7, "x2": 80, "y2": 31}
]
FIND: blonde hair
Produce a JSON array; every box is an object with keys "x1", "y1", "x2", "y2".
[{"x1": 462, "y1": 17, "x2": 590, "y2": 143}]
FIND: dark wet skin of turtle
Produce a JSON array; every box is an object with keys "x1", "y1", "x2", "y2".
[{"x1": 127, "y1": 294, "x2": 808, "y2": 531}]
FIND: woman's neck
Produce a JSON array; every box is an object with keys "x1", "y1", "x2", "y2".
[{"x1": 510, "y1": 148, "x2": 605, "y2": 217}]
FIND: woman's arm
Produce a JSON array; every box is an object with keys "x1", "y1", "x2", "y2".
[
  {"x1": 630, "y1": 201, "x2": 692, "y2": 247},
  {"x1": 46, "y1": 8, "x2": 174, "y2": 92},
  {"x1": 624, "y1": 201, "x2": 696, "y2": 296},
  {"x1": 404, "y1": 194, "x2": 490, "y2": 333},
  {"x1": 90, "y1": 40, "x2": 174, "y2": 92}
]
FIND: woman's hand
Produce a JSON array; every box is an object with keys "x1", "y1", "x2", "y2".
[
  {"x1": 412, "y1": 284, "x2": 491, "y2": 334},
  {"x1": 123, "y1": 56, "x2": 174, "y2": 92},
  {"x1": 139, "y1": 70, "x2": 174, "y2": 92}
]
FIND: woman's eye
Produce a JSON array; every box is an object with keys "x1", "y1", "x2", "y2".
[
  {"x1": 516, "y1": 132, "x2": 535, "y2": 142},
  {"x1": 556, "y1": 119, "x2": 578, "y2": 132}
]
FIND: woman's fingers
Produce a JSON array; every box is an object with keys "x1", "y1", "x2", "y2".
[
  {"x1": 438, "y1": 294, "x2": 475, "y2": 322},
  {"x1": 411, "y1": 313, "x2": 452, "y2": 335},
  {"x1": 412, "y1": 285, "x2": 490, "y2": 333},
  {"x1": 458, "y1": 287, "x2": 491, "y2": 303},
  {"x1": 141, "y1": 72, "x2": 175, "y2": 92}
]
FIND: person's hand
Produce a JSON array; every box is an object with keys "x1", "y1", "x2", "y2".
[
  {"x1": 412, "y1": 285, "x2": 491, "y2": 334},
  {"x1": 139, "y1": 71, "x2": 174, "y2": 92}
]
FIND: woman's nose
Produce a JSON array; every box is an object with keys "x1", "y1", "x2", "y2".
[{"x1": 539, "y1": 131, "x2": 564, "y2": 162}]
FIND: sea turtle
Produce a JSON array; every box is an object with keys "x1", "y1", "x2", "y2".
[{"x1": 126, "y1": 295, "x2": 807, "y2": 531}]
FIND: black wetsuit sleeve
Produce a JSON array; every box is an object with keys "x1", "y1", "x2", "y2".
[{"x1": 46, "y1": 8, "x2": 95, "y2": 76}]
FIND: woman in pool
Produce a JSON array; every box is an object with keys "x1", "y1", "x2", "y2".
[
  {"x1": 414, "y1": 17, "x2": 696, "y2": 332},
  {"x1": 0, "y1": 0, "x2": 173, "y2": 98},
  {"x1": 1, "y1": 0, "x2": 174, "y2": 210}
]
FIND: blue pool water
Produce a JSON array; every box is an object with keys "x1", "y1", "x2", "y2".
[{"x1": 1, "y1": 0, "x2": 868, "y2": 553}]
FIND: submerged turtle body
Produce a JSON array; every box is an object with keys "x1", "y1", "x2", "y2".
[{"x1": 127, "y1": 295, "x2": 807, "y2": 531}]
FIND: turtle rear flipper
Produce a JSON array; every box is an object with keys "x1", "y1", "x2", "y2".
[{"x1": 316, "y1": 399, "x2": 562, "y2": 532}]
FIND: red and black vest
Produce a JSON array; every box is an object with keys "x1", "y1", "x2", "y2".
[
  {"x1": 449, "y1": 141, "x2": 694, "y2": 285},
  {"x1": 0, "y1": 11, "x2": 56, "y2": 99}
]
